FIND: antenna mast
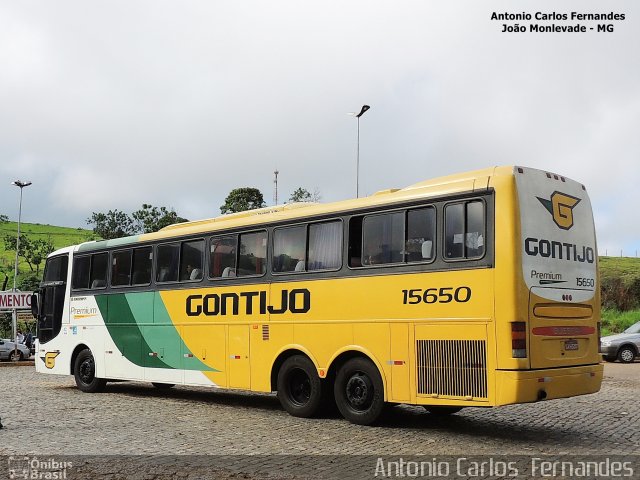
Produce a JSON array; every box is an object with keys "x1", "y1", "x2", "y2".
[{"x1": 273, "y1": 170, "x2": 279, "y2": 205}]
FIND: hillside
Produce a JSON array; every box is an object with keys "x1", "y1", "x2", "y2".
[{"x1": 0, "y1": 221, "x2": 97, "y2": 286}]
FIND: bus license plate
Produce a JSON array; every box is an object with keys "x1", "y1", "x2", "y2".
[{"x1": 564, "y1": 339, "x2": 579, "y2": 351}]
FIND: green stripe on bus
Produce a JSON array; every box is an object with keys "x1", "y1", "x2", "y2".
[{"x1": 95, "y1": 293, "x2": 214, "y2": 372}]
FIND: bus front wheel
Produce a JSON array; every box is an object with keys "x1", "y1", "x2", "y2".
[
  {"x1": 277, "y1": 355, "x2": 323, "y2": 418},
  {"x1": 334, "y1": 357, "x2": 385, "y2": 425},
  {"x1": 74, "y1": 349, "x2": 106, "y2": 393}
]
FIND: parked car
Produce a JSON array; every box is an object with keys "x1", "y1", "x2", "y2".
[
  {"x1": 0, "y1": 339, "x2": 31, "y2": 361},
  {"x1": 601, "y1": 321, "x2": 640, "y2": 363}
]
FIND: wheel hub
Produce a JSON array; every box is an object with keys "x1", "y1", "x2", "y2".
[
  {"x1": 288, "y1": 369, "x2": 311, "y2": 405},
  {"x1": 346, "y1": 373, "x2": 373, "y2": 408},
  {"x1": 79, "y1": 358, "x2": 94, "y2": 383}
]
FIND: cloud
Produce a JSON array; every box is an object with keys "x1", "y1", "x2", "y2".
[{"x1": 0, "y1": 0, "x2": 637, "y2": 255}]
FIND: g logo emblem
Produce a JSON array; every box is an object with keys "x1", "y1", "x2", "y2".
[
  {"x1": 41, "y1": 351, "x2": 60, "y2": 369},
  {"x1": 537, "y1": 192, "x2": 581, "y2": 230}
]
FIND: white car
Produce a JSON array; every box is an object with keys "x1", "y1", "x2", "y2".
[
  {"x1": 601, "y1": 321, "x2": 640, "y2": 363},
  {"x1": 0, "y1": 339, "x2": 31, "y2": 361}
]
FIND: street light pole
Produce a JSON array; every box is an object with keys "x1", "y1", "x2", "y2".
[
  {"x1": 11, "y1": 180, "x2": 32, "y2": 361},
  {"x1": 348, "y1": 105, "x2": 370, "y2": 198}
]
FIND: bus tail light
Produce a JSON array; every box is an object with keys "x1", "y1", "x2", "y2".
[{"x1": 511, "y1": 322, "x2": 527, "y2": 358}]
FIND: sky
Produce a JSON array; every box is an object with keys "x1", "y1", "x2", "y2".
[{"x1": 0, "y1": 0, "x2": 638, "y2": 256}]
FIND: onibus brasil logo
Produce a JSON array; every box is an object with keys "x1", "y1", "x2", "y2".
[{"x1": 536, "y1": 191, "x2": 581, "y2": 230}]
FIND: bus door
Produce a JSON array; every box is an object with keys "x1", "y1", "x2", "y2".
[{"x1": 37, "y1": 255, "x2": 69, "y2": 344}]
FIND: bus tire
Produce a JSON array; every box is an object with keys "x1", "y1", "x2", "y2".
[
  {"x1": 276, "y1": 355, "x2": 323, "y2": 418},
  {"x1": 74, "y1": 349, "x2": 106, "y2": 393},
  {"x1": 424, "y1": 406, "x2": 463, "y2": 415},
  {"x1": 334, "y1": 357, "x2": 385, "y2": 425},
  {"x1": 152, "y1": 382, "x2": 175, "y2": 389}
]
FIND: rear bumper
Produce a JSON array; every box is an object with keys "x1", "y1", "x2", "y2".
[{"x1": 495, "y1": 363, "x2": 603, "y2": 406}]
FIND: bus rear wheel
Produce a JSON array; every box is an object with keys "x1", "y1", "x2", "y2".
[
  {"x1": 277, "y1": 355, "x2": 323, "y2": 418},
  {"x1": 74, "y1": 349, "x2": 106, "y2": 393},
  {"x1": 334, "y1": 357, "x2": 385, "y2": 425}
]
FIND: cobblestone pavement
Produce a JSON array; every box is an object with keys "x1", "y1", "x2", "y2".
[{"x1": 1, "y1": 363, "x2": 639, "y2": 479}]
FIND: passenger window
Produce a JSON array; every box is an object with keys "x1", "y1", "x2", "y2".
[
  {"x1": 273, "y1": 226, "x2": 306, "y2": 273},
  {"x1": 132, "y1": 247, "x2": 152, "y2": 285},
  {"x1": 238, "y1": 231, "x2": 267, "y2": 276},
  {"x1": 406, "y1": 207, "x2": 436, "y2": 262},
  {"x1": 308, "y1": 221, "x2": 342, "y2": 270},
  {"x1": 445, "y1": 201, "x2": 485, "y2": 260},
  {"x1": 210, "y1": 236, "x2": 237, "y2": 278},
  {"x1": 112, "y1": 250, "x2": 132, "y2": 287},
  {"x1": 89, "y1": 253, "x2": 108, "y2": 289},
  {"x1": 71, "y1": 256, "x2": 91, "y2": 290},
  {"x1": 362, "y1": 212, "x2": 404, "y2": 265},
  {"x1": 156, "y1": 243, "x2": 180, "y2": 282},
  {"x1": 180, "y1": 240, "x2": 204, "y2": 281}
]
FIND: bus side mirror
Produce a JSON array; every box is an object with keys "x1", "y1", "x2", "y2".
[{"x1": 31, "y1": 293, "x2": 39, "y2": 318}]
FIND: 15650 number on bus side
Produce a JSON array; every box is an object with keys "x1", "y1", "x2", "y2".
[{"x1": 402, "y1": 287, "x2": 472, "y2": 305}]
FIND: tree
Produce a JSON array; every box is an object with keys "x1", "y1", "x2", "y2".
[
  {"x1": 288, "y1": 187, "x2": 321, "y2": 203},
  {"x1": 3, "y1": 234, "x2": 55, "y2": 275},
  {"x1": 220, "y1": 188, "x2": 266, "y2": 214},
  {"x1": 131, "y1": 204, "x2": 188, "y2": 234},
  {"x1": 86, "y1": 210, "x2": 135, "y2": 240},
  {"x1": 0, "y1": 214, "x2": 8, "y2": 223},
  {"x1": 87, "y1": 205, "x2": 188, "y2": 239}
]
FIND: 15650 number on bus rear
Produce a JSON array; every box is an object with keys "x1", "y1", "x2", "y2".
[{"x1": 402, "y1": 287, "x2": 472, "y2": 305}]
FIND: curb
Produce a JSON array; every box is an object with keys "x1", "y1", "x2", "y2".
[{"x1": 0, "y1": 360, "x2": 35, "y2": 368}]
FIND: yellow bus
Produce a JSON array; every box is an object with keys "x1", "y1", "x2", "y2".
[{"x1": 32, "y1": 166, "x2": 602, "y2": 425}]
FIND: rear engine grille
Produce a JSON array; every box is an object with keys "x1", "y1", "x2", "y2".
[{"x1": 416, "y1": 340, "x2": 488, "y2": 399}]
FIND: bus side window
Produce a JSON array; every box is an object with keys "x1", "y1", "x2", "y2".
[
  {"x1": 406, "y1": 207, "x2": 436, "y2": 262},
  {"x1": 112, "y1": 250, "x2": 132, "y2": 287},
  {"x1": 445, "y1": 201, "x2": 485, "y2": 260},
  {"x1": 308, "y1": 220, "x2": 342, "y2": 271},
  {"x1": 180, "y1": 239, "x2": 204, "y2": 281},
  {"x1": 273, "y1": 226, "x2": 306, "y2": 273},
  {"x1": 238, "y1": 231, "x2": 267, "y2": 276},
  {"x1": 156, "y1": 243, "x2": 179, "y2": 283},
  {"x1": 90, "y1": 253, "x2": 109, "y2": 288},
  {"x1": 362, "y1": 212, "x2": 404, "y2": 265},
  {"x1": 72, "y1": 256, "x2": 91, "y2": 290},
  {"x1": 465, "y1": 201, "x2": 485, "y2": 258},
  {"x1": 348, "y1": 217, "x2": 363, "y2": 267},
  {"x1": 210, "y1": 236, "x2": 237, "y2": 279},
  {"x1": 132, "y1": 247, "x2": 152, "y2": 285}
]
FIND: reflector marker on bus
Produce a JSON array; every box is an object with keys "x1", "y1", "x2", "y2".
[
  {"x1": 386, "y1": 360, "x2": 405, "y2": 365},
  {"x1": 184, "y1": 353, "x2": 194, "y2": 358},
  {"x1": 230, "y1": 355, "x2": 241, "y2": 360},
  {"x1": 532, "y1": 326, "x2": 594, "y2": 336}
]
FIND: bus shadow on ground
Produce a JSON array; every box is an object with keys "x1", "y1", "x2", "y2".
[{"x1": 375, "y1": 404, "x2": 602, "y2": 447}]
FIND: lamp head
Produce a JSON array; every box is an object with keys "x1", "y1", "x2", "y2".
[{"x1": 11, "y1": 180, "x2": 32, "y2": 188}]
